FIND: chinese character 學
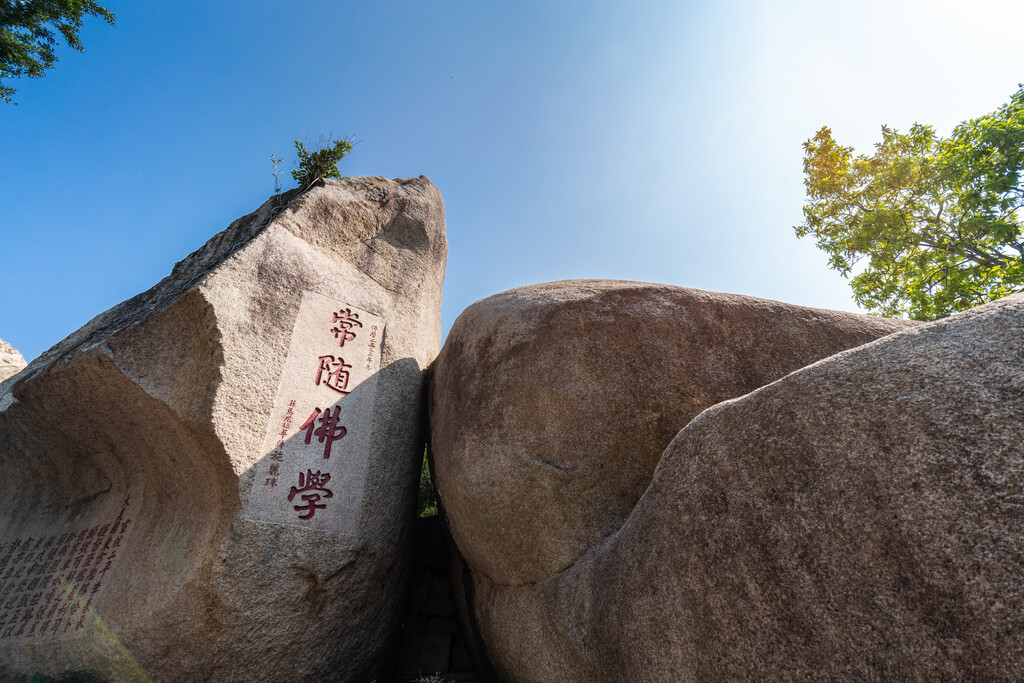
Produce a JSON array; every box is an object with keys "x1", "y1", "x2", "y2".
[
  {"x1": 287, "y1": 470, "x2": 333, "y2": 520},
  {"x1": 299, "y1": 406, "x2": 347, "y2": 459},
  {"x1": 315, "y1": 355, "x2": 353, "y2": 395},
  {"x1": 330, "y1": 309, "x2": 363, "y2": 347}
]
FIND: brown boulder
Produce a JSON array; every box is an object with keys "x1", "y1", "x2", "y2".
[
  {"x1": 0, "y1": 177, "x2": 446, "y2": 681},
  {"x1": 430, "y1": 280, "x2": 915, "y2": 587},
  {"x1": 444, "y1": 289, "x2": 1024, "y2": 680}
]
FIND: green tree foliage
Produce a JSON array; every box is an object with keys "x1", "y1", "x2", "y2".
[
  {"x1": 416, "y1": 449, "x2": 438, "y2": 518},
  {"x1": 796, "y1": 86, "x2": 1024, "y2": 320},
  {"x1": 0, "y1": 0, "x2": 115, "y2": 103},
  {"x1": 292, "y1": 134, "x2": 353, "y2": 190}
]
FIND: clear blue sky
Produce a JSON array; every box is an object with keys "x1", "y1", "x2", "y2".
[{"x1": 2, "y1": 0, "x2": 1023, "y2": 361}]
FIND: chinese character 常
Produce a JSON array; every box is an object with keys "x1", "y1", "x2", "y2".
[
  {"x1": 315, "y1": 355, "x2": 353, "y2": 395},
  {"x1": 330, "y1": 309, "x2": 363, "y2": 347},
  {"x1": 299, "y1": 406, "x2": 347, "y2": 459},
  {"x1": 287, "y1": 470, "x2": 334, "y2": 520}
]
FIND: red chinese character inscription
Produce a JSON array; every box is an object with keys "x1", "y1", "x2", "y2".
[
  {"x1": 315, "y1": 355, "x2": 353, "y2": 395},
  {"x1": 299, "y1": 406, "x2": 347, "y2": 459},
  {"x1": 330, "y1": 309, "x2": 363, "y2": 347},
  {"x1": 287, "y1": 470, "x2": 334, "y2": 520},
  {"x1": 0, "y1": 496, "x2": 131, "y2": 642}
]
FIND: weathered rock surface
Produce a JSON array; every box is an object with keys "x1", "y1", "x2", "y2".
[
  {"x1": 439, "y1": 287, "x2": 1024, "y2": 681},
  {"x1": 430, "y1": 280, "x2": 916, "y2": 588},
  {"x1": 0, "y1": 339, "x2": 26, "y2": 382},
  {"x1": 0, "y1": 176, "x2": 446, "y2": 681}
]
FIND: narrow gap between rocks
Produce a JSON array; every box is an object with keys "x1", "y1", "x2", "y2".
[{"x1": 393, "y1": 449, "x2": 481, "y2": 682}]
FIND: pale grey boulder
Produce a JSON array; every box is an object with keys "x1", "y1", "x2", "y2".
[
  {"x1": 0, "y1": 339, "x2": 25, "y2": 382},
  {"x1": 0, "y1": 176, "x2": 446, "y2": 682},
  {"x1": 440, "y1": 287, "x2": 1024, "y2": 681}
]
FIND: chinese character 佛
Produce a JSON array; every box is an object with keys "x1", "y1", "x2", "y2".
[
  {"x1": 299, "y1": 406, "x2": 347, "y2": 459},
  {"x1": 315, "y1": 355, "x2": 352, "y2": 395},
  {"x1": 287, "y1": 470, "x2": 333, "y2": 520},
  {"x1": 330, "y1": 308, "x2": 363, "y2": 347}
]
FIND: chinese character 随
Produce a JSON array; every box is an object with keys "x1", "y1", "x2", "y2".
[
  {"x1": 330, "y1": 309, "x2": 363, "y2": 347},
  {"x1": 287, "y1": 470, "x2": 334, "y2": 520},
  {"x1": 299, "y1": 406, "x2": 347, "y2": 459},
  {"x1": 315, "y1": 355, "x2": 353, "y2": 395}
]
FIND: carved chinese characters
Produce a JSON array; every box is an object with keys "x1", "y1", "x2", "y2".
[
  {"x1": 0, "y1": 496, "x2": 132, "y2": 642},
  {"x1": 0, "y1": 176, "x2": 445, "y2": 680},
  {"x1": 242, "y1": 291, "x2": 384, "y2": 536},
  {"x1": 288, "y1": 470, "x2": 334, "y2": 520},
  {"x1": 300, "y1": 405, "x2": 347, "y2": 459}
]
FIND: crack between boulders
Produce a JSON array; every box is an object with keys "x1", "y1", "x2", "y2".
[{"x1": 484, "y1": 525, "x2": 624, "y2": 592}]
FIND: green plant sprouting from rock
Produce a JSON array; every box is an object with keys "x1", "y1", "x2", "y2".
[
  {"x1": 270, "y1": 154, "x2": 284, "y2": 194},
  {"x1": 291, "y1": 133, "x2": 353, "y2": 191}
]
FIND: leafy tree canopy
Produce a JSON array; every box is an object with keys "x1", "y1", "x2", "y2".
[
  {"x1": 0, "y1": 0, "x2": 114, "y2": 103},
  {"x1": 796, "y1": 85, "x2": 1024, "y2": 320}
]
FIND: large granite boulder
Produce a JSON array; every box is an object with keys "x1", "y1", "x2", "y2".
[
  {"x1": 0, "y1": 339, "x2": 26, "y2": 382},
  {"x1": 436, "y1": 285, "x2": 1024, "y2": 680},
  {"x1": 0, "y1": 176, "x2": 446, "y2": 681},
  {"x1": 430, "y1": 280, "x2": 915, "y2": 588}
]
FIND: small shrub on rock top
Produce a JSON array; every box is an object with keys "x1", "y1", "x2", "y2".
[{"x1": 292, "y1": 134, "x2": 353, "y2": 190}]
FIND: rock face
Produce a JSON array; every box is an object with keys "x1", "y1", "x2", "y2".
[
  {"x1": 0, "y1": 339, "x2": 26, "y2": 382},
  {"x1": 430, "y1": 280, "x2": 916, "y2": 589},
  {"x1": 434, "y1": 284, "x2": 1024, "y2": 680},
  {"x1": 0, "y1": 177, "x2": 446, "y2": 681}
]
